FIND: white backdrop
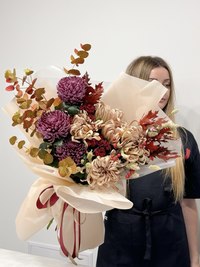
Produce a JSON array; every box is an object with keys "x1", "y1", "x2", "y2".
[{"x1": 0, "y1": 0, "x2": 200, "y2": 257}]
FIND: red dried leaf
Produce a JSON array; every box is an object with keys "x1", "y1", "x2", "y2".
[
  {"x1": 16, "y1": 90, "x2": 23, "y2": 98},
  {"x1": 139, "y1": 110, "x2": 157, "y2": 125},
  {"x1": 5, "y1": 85, "x2": 15, "y2": 91},
  {"x1": 15, "y1": 84, "x2": 21, "y2": 91},
  {"x1": 140, "y1": 110, "x2": 168, "y2": 130},
  {"x1": 82, "y1": 72, "x2": 91, "y2": 85},
  {"x1": 23, "y1": 118, "x2": 34, "y2": 129},
  {"x1": 155, "y1": 128, "x2": 172, "y2": 141},
  {"x1": 21, "y1": 110, "x2": 35, "y2": 120},
  {"x1": 31, "y1": 78, "x2": 37, "y2": 87},
  {"x1": 6, "y1": 78, "x2": 13, "y2": 83},
  {"x1": 83, "y1": 83, "x2": 103, "y2": 104},
  {"x1": 26, "y1": 85, "x2": 34, "y2": 94},
  {"x1": 146, "y1": 141, "x2": 159, "y2": 152},
  {"x1": 74, "y1": 48, "x2": 79, "y2": 54},
  {"x1": 156, "y1": 150, "x2": 178, "y2": 161}
]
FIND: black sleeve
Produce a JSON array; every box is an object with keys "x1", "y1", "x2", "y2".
[{"x1": 179, "y1": 128, "x2": 200, "y2": 198}]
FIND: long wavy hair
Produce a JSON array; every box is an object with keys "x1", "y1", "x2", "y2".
[{"x1": 126, "y1": 56, "x2": 185, "y2": 201}]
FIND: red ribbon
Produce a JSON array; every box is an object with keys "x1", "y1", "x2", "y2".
[
  {"x1": 36, "y1": 186, "x2": 81, "y2": 260},
  {"x1": 36, "y1": 186, "x2": 59, "y2": 209}
]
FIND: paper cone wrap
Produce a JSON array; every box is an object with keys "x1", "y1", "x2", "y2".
[{"x1": 3, "y1": 67, "x2": 180, "y2": 262}]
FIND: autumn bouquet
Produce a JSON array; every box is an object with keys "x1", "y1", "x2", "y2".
[{"x1": 4, "y1": 43, "x2": 179, "y2": 263}]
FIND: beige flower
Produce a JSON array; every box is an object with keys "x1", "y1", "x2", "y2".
[
  {"x1": 70, "y1": 111, "x2": 103, "y2": 141},
  {"x1": 86, "y1": 155, "x2": 122, "y2": 189},
  {"x1": 95, "y1": 101, "x2": 123, "y2": 127},
  {"x1": 95, "y1": 102, "x2": 126, "y2": 143},
  {"x1": 119, "y1": 122, "x2": 149, "y2": 166},
  {"x1": 101, "y1": 120, "x2": 125, "y2": 143}
]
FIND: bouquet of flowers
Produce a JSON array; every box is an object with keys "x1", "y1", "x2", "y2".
[{"x1": 4, "y1": 43, "x2": 179, "y2": 263}]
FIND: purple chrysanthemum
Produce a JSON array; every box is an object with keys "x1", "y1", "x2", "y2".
[
  {"x1": 36, "y1": 110, "x2": 70, "y2": 142},
  {"x1": 57, "y1": 76, "x2": 86, "y2": 104},
  {"x1": 55, "y1": 139, "x2": 86, "y2": 165}
]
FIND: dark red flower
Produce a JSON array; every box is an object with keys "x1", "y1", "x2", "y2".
[
  {"x1": 80, "y1": 104, "x2": 96, "y2": 114},
  {"x1": 94, "y1": 147, "x2": 106, "y2": 157},
  {"x1": 97, "y1": 139, "x2": 111, "y2": 151},
  {"x1": 86, "y1": 139, "x2": 98, "y2": 148}
]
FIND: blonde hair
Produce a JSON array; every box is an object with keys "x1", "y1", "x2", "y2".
[{"x1": 126, "y1": 56, "x2": 185, "y2": 201}]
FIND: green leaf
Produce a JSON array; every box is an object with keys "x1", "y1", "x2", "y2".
[
  {"x1": 5, "y1": 69, "x2": 17, "y2": 83},
  {"x1": 39, "y1": 142, "x2": 51, "y2": 150},
  {"x1": 18, "y1": 140, "x2": 25, "y2": 149},
  {"x1": 53, "y1": 139, "x2": 63, "y2": 147},
  {"x1": 58, "y1": 166, "x2": 67, "y2": 177},
  {"x1": 67, "y1": 105, "x2": 79, "y2": 115},
  {"x1": 47, "y1": 218, "x2": 54, "y2": 230},
  {"x1": 12, "y1": 111, "x2": 22, "y2": 124},
  {"x1": 19, "y1": 100, "x2": 32, "y2": 109},
  {"x1": 38, "y1": 149, "x2": 47, "y2": 159},
  {"x1": 24, "y1": 69, "x2": 34, "y2": 76},
  {"x1": 9, "y1": 136, "x2": 17, "y2": 145},
  {"x1": 43, "y1": 153, "x2": 54, "y2": 164},
  {"x1": 29, "y1": 147, "x2": 39, "y2": 157}
]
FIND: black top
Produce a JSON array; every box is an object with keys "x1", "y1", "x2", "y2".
[
  {"x1": 126, "y1": 128, "x2": 200, "y2": 212},
  {"x1": 180, "y1": 128, "x2": 200, "y2": 198},
  {"x1": 96, "y1": 128, "x2": 200, "y2": 267}
]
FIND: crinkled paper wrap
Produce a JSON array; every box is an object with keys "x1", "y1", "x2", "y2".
[
  {"x1": 13, "y1": 147, "x2": 133, "y2": 257},
  {"x1": 102, "y1": 72, "x2": 167, "y2": 122},
  {"x1": 3, "y1": 67, "x2": 180, "y2": 260}
]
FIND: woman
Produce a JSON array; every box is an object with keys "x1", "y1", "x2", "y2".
[{"x1": 96, "y1": 56, "x2": 200, "y2": 267}]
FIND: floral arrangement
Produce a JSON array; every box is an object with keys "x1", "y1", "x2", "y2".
[
  {"x1": 5, "y1": 44, "x2": 177, "y2": 190},
  {"x1": 4, "y1": 43, "x2": 179, "y2": 262}
]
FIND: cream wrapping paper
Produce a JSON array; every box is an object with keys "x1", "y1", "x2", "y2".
[
  {"x1": 13, "y1": 147, "x2": 133, "y2": 258},
  {"x1": 3, "y1": 67, "x2": 180, "y2": 262},
  {"x1": 102, "y1": 72, "x2": 167, "y2": 122}
]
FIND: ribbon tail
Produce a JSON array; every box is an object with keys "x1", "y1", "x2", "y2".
[{"x1": 58, "y1": 203, "x2": 81, "y2": 264}]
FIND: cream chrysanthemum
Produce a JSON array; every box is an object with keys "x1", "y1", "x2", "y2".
[
  {"x1": 95, "y1": 102, "x2": 125, "y2": 143},
  {"x1": 70, "y1": 111, "x2": 103, "y2": 141},
  {"x1": 120, "y1": 123, "x2": 149, "y2": 165},
  {"x1": 95, "y1": 101, "x2": 123, "y2": 127},
  {"x1": 101, "y1": 120, "x2": 124, "y2": 143},
  {"x1": 86, "y1": 155, "x2": 122, "y2": 189}
]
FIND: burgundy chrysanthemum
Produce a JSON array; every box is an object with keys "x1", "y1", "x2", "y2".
[
  {"x1": 36, "y1": 110, "x2": 70, "y2": 142},
  {"x1": 57, "y1": 76, "x2": 86, "y2": 104},
  {"x1": 55, "y1": 139, "x2": 86, "y2": 165}
]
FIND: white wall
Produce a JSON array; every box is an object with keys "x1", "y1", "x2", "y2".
[{"x1": 0, "y1": 0, "x2": 200, "y2": 260}]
